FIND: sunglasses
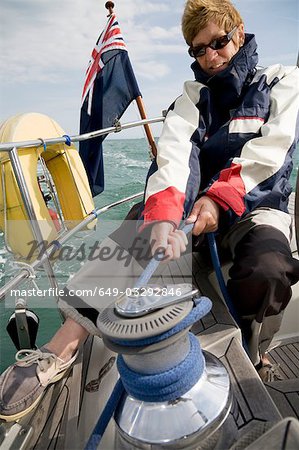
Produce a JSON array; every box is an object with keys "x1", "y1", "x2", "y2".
[{"x1": 188, "y1": 26, "x2": 238, "y2": 58}]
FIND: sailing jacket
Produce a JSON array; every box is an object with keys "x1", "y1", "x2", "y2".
[{"x1": 140, "y1": 34, "x2": 299, "y2": 232}]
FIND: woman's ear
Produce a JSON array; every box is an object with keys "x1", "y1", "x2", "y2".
[{"x1": 238, "y1": 23, "x2": 245, "y2": 46}]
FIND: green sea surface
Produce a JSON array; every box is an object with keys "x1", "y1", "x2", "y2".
[{"x1": 0, "y1": 139, "x2": 298, "y2": 371}]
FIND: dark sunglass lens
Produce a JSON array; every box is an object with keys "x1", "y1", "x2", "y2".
[
  {"x1": 213, "y1": 36, "x2": 229, "y2": 50},
  {"x1": 195, "y1": 47, "x2": 205, "y2": 57},
  {"x1": 189, "y1": 46, "x2": 204, "y2": 58}
]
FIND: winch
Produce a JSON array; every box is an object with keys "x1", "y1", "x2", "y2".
[{"x1": 92, "y1": 280, "x2": 233, "y2": 450}]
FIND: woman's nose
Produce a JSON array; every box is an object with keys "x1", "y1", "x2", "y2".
[{"x1": 205, "y1": 46, "x2": 219, "y2": 60}]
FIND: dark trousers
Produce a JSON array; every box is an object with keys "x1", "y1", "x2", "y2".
[{"x1": 227, "y1": 225, "x2": 299, "y2": 361}]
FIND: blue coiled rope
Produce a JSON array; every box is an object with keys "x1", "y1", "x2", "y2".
[
  {"x1": 114, "y1": 296, "x2": 211, "y2": 401},
  {"x1": 117, "y1": 333, "x2": 204, "y2": 402}
]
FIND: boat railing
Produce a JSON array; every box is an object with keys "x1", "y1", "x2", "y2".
[
  {"x1": 0, "y1": 116, "x2": 164, "y2": 152},
  {"x1": 0, "y1": 191, "x2": 143, "y2": 301},
  {"x1": 0, "y1": 115, "x2": 164, "y2": 302}
]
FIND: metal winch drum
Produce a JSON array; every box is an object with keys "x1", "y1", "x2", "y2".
[{"x1": 97, "y1": 283, "x2": 233, "y2": 449}]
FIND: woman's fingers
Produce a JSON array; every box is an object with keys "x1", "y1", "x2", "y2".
[
  {"x1": 167, "y1": 229, "x2": 188, "y2": 259},
  {"x1": 150, "y1": 222, "x2": 174, "y2": 256},
  {"x1": 150, "y1": 223, "x2": 189, "y2": 261}
]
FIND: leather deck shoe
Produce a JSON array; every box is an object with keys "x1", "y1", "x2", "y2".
[{"x1": 0, "y1": 347, "x2": 77, "y2": 422}]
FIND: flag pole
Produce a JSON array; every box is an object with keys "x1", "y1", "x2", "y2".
[{"x1": 105, "y1": 1, "x2": 157, "y2": 158}]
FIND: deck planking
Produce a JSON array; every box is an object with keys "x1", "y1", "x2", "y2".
[{"x1": 265, "y1": 340, "x2": 299, "y2": 419}]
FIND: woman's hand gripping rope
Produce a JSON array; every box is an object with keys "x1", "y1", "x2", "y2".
[{"x1": 150, "y1": 195, "x2": 220, "y2": 262}]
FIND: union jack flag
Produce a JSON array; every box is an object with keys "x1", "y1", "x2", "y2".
[
  {"x1": 79, "y1": 13, "x2": 141, "y2": 196},
  {"x1": 81, "y1": 13, "x2": 127, "y2": 112}
]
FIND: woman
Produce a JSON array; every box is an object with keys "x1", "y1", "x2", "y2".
[
  {"x1": 148, "y1": 0, "x2": 299, "y2": 372},
  {"x1": 0, "y1": 0, "x2": 299, "y2": 422}
]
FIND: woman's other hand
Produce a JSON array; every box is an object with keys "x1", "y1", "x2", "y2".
[{"x1": 186, "y1": 196, "x2": 220, "y2": 235}]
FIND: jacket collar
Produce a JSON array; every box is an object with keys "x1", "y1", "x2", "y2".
[{"x1": 191, "y1": 34, "x2": 258, "y2": 110}]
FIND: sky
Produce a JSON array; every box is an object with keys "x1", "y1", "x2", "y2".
[{"x1": 0, "y1": 0, "x2": 298, "y2": 140}]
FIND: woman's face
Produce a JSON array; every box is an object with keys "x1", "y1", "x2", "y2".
[{"x1": 191, "y1": 22, "x2": 245, "y2": 76}]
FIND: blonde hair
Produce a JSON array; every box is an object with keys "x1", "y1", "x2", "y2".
[{"x1": 182, "y1": 0, "x2": 243, "y2": 45}]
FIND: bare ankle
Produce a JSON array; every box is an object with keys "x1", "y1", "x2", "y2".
[
  {"x1": 45, "y1": 318, "x2": 89, "y2": 361},
  {"x1": 261, "y1": 354, "x2": 271, "y2": 366},
  {"x1": 46, "y1": 342, "x2": 77, "y2": 362}
]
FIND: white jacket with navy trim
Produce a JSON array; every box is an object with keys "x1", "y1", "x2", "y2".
[{"x1": 140, "y1": 34, "x2": 299, "y2": 232}]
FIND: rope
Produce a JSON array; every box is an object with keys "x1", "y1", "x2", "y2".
[
  {"x1": 84, "y1": 378, "x2": 124, "y2": 450},
  {"x1": 37, "y1": 138, "x2": 47, "y2": 151},
  {"x1": 117, "y1": 333, "x2": 204, "y2": 402},
  {"x1": 62, "y1": 134, "x2": 72, "y2": 146},
  {"x1": 206, "y1": 233, "x2": 240, "y2": 323},
  {"x1": 207, "y1": 232, "x2": 249, "y2": 353}
]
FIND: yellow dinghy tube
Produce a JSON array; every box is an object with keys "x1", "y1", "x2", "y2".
[{"x1": 0, "y1": 112, "x2": 95, "y2": 260}]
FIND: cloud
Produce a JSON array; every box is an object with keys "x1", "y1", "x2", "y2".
[
  {"x1": 134, "y1": 60, "x2": 171, "y2": 80},
  {"x1": 148, "y1": 26, "x2": 181, "y2": 40},
  {"x1": 0, "y1": 0, "x2": 179, "y2": 84}
]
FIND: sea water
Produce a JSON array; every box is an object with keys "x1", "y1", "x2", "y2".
[{"x1": 0, "y1": 139, "x2": 298, "y2": 371}]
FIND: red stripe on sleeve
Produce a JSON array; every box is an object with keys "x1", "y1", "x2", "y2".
[
  {"x1": 231, "y1": 116, "x2": 265, "y2": 122},
  {"x1": 142, "y1": 186, "x2": 185, "y2": 227},
  {"x1": 206, "y1": 163, "x2": 246, "y2": 216}
]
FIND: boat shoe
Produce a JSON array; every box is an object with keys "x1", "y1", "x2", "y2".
[
  {"x1": 257, "y1": 363, "x2": 284, "y2": 383},
  {"x1": 0, "y1": 347, "x2": 78, "y2": 422}
]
